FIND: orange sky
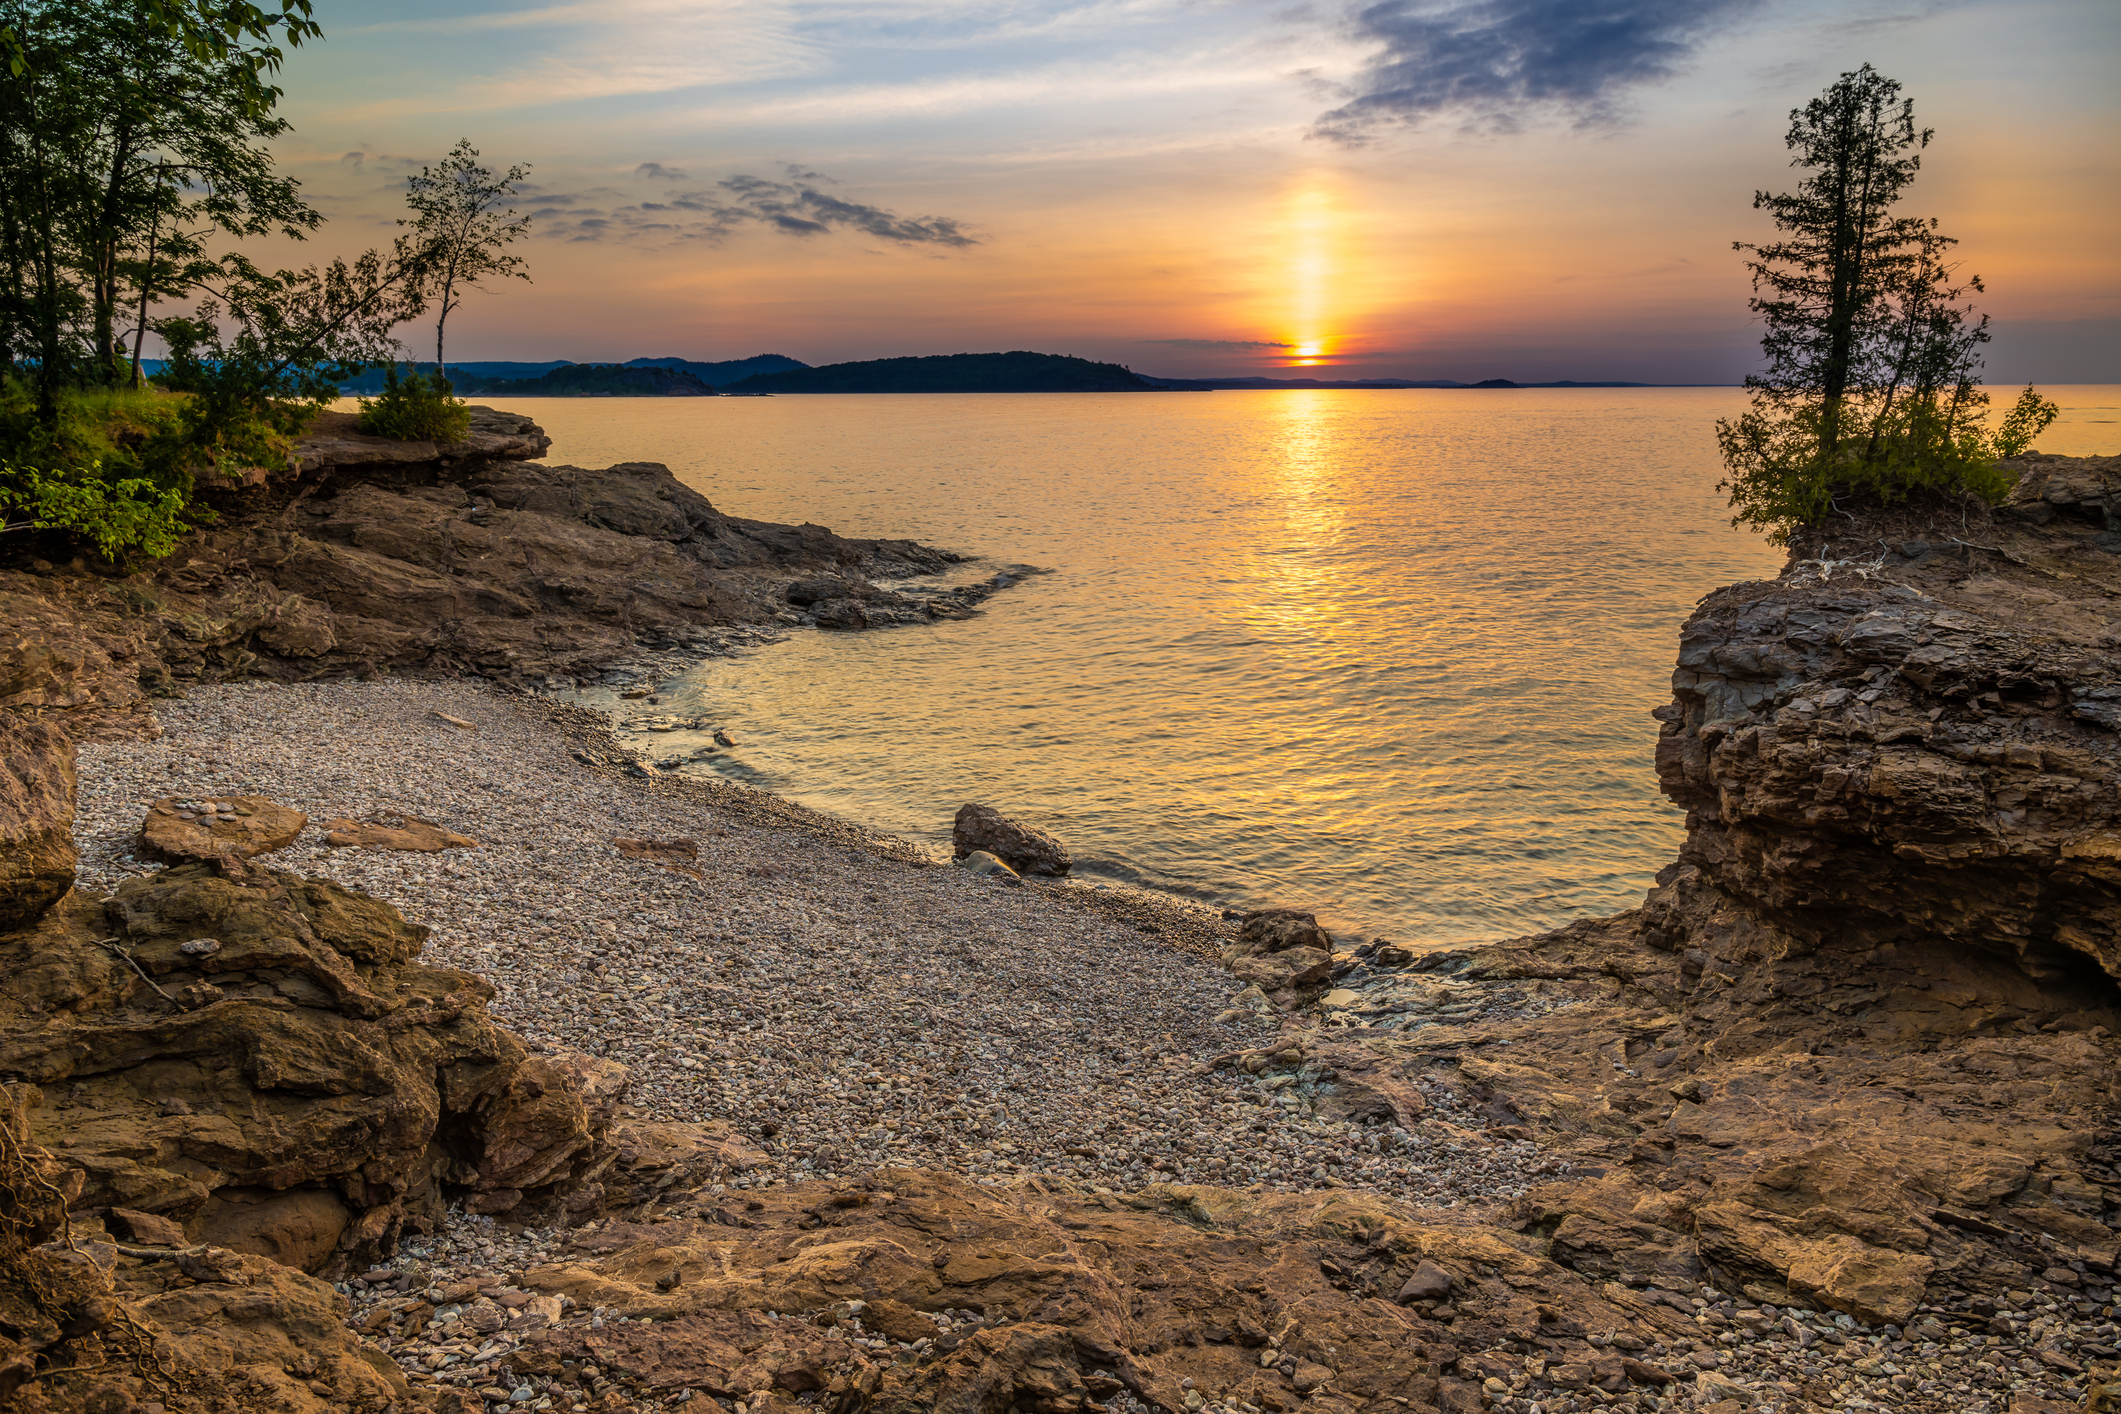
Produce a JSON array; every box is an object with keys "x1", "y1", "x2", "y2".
[{"x1": 252, "y1": 0, "x2": 2119, "y2": 383}]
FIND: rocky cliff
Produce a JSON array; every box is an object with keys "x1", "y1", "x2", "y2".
[{"x1": 0, "y1": 406, "x2": 1001, "y2": 742}]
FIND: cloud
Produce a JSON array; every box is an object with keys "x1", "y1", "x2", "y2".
[
  {"x1": 636, "y1": 161, "x2": 688, "y2": 180},
  {"x1": 1141, "y1": 338, "x2": 1297, "y2": 349},
  {"x1": 1312, "y1": 0, "x2": 1757, "y2": 144},
  {"x1": 715, "y1": 173, "x2": 977, "y2": 247},
  {"x1": 532, "y1": 169, "x2": 977, "y2": 249}
]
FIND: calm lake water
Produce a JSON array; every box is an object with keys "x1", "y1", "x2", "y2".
[{"x1": 468, "y1": 385, "x2": 2120, "y2": 947}]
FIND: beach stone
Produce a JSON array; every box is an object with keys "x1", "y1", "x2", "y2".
[
  {"x1": 1397, "y1": 1260, "x2": 1456, "y2": 1302},
  {"x1": 320, "y1": 813, "x2": 478, "y2": 852},
  {"x1": 0, "y1": 711, "x2": 76, "y2": 928},
  {"x1": 141, "y1": 794, "x2": 306, "y2": 861},
  {"x1": 952, "y1": 802, "x2": 1071, "y2": 876},
  {"x1": 956, "y1": 849, "x2": 1023, "y2": 886}
]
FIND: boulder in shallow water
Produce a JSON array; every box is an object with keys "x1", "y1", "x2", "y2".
[
  {"x1": 953, "y1": 802, "x2": 1070, "y2": 876},
  {"x1": 0, "y1": 712, "x2": 76, "y2": 928}
]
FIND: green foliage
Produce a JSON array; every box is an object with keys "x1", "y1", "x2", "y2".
[
  {"x1": 1993, "y1": 384, "x2": 2060, "y2": 459},
  {"x1": 355, "y1": 364, "x2": 470, "y2": 442},
  {"x1": 0, "y1": 458, "x2": 187, "y2": 559}
]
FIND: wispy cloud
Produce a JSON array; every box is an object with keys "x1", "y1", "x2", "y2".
[
  {"x1": 1141, "y1": 338, "x2": 1297, "y2": 349},
  {"x1": 1312, "y1": 0, "x2": 1758, "y2": 144},
  {"x1": 635, "y1": 161, "x2": 689, "y2": 180}
]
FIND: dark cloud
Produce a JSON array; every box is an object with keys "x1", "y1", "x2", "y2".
[
  {"x1": 1143, "y1": 338, "x2": 1296, "y2": 350},
  {"x1": 340, "y1": 150, "x2": 366, "y2": 170},
  {"x1": 549, "y1": 169, "x2": 975, "y2": 250},
  {"x1": 636, "y1": 161, "x2": 688, "y2": 180},
  {"x1": 715, "y1": 173, "x2": 977, "y2": 247},
  {"x1": 1312, "y1": 0, "x2": 1757, "y2": 144}
]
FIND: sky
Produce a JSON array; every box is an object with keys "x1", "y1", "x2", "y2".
[{"x1": 257, "y1": 0, "x2": 2120, "y2": 383}]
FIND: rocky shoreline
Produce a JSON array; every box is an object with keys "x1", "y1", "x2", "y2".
[{"x1": 0, "y1": 418, "x2": 2116, "y2": 1414}]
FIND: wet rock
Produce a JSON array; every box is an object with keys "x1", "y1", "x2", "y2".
[
  {"x1": 952, "y1": 803, "x2": 1070, "y2": 876},
  {"x1": 785, "y1": 576, "x2": 853, "y2": 606},
  {"x1": 955, "y1": 849, "x2": 1023, "y2": 886},
  {"x1": 141, "y1": 793, "x2": 307, "y2": 861},
  {"x1": 1220, "y1": 908, "x2": 1335, "y2": 1006},
  {"x1": 0, "y1": 711, "x2": 75, "y2": 928}
]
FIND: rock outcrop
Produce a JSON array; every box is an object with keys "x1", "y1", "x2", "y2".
[
  {"x1": 0, "y1": 711, "x2": 75, "y2": 927},
  {"x1": 952, "y1": 802, "x2": 1072, "y2": 876},
  {"x1": 475, "y1": 1168, "x2": 1704, "y2": 1414},
  {"x1": 0, "y1": 408, "x2": 1002, "y2": 742},
  {"x1": 1222, "y1": 908, "x2": 1337, "y2": 1007}
]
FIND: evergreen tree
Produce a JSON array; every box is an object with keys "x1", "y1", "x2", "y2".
[{"x1": 1716, "y1": 64, "x2": 2043, "y2": 539}]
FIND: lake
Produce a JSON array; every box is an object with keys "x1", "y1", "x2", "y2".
[{"x1": 457, "y1": 384, "x2": 2119, "y2": 947}]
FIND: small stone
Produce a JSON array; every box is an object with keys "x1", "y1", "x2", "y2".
[
  {"x1": 1397, "y1": 1260, "x2": 1455, "y2": 1302},
  {"x1": 955, "y1": 850, "x2": 1023, "y2": 886}
]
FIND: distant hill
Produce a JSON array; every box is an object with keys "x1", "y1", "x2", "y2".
[
  {"x1": 464, "y1": 364, "x2": 717, "y2": 397},
  {"x1": 623, "y1": 354, "x2": 808, "y2": 384},
  {"x1": 724, "y1": 351, "x2": 1158, "y2": 394},
  {"x1": 334, "y1": 355, "x2": 809, "y2": 395},
  {"x1": 338, "y1": 361, "x2": 573, "y2": 394}
]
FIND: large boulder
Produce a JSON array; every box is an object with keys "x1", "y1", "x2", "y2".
[
  {"x1": 0, "y1": 712, "x2": 76, "y2": 928},
  {"x1": 952, "y1": 803, "x2": 1071, "y2": 876},
  {"x1": 0, "y1": 853, "x2": 626, "y2": 1276}
]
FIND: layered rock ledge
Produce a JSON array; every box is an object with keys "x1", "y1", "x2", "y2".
[{"x1": 0, "y1": 407, "x2": 1003, "y2": 742}]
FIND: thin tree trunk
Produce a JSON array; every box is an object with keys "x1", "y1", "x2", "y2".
[{"x1": 128, "y1": 167, "x2": 163, "y2": 389}]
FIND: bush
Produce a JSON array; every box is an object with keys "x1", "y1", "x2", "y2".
[
  {"x1": 0, "y1": 461, "x2": 189, "y2": 561},
  {"x1": 1993, "y1": 384, "x2": 2060, "y2": 459},
  {"x1": 1718, "y1": 388, "x2": 2058, "y2": 542},
  {"x1": 356, "y1": 365, "x2": 470, "y2": 442}
]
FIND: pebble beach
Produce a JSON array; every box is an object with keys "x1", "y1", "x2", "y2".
[{"x1": 68, "y1": 677, "x2": 1538, "y2": 1208}]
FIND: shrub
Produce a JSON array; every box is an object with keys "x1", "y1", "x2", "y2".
[
  {"x1": 0, "y1": 461, "x2": 189, "y2": 561},
  {"x1": 356, "y1": 365, "x2": 470, "y2": 442},
  {"x1": 1993, "y1": 384, "x2": 2061, "y2": 459}
]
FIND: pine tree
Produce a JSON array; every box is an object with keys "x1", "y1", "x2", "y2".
[{"x1": 1717, "y1": 64, "x2": 2030, "y2": 539}]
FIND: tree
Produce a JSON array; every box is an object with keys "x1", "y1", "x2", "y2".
[
  {"x1": 0, "y1": 0, "x2": 318, "y2": 419},
  {"x1": 1718, "y1": 65, "x2": 2019, "y2": 539},
  {"x1": 401, "y1": 139, "x2": 531, "y2": 381}
]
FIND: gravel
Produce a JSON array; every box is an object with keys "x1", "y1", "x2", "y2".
[{"x1": 69, "y1": 677, "x2": 1540, "y2": 1208}]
